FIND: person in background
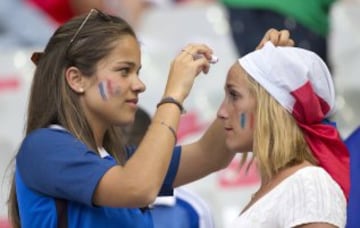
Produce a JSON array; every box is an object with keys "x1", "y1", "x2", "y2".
[
  {"x1": 345, "y1": 126, "x2": 360, "y2": 228},
  {"x1": 217, "y1": 41, "x2": 349, "y2": 227},
  {"x1": 219, "y1": 0, "x2": 334, "y2": 66},
  {"x1": 7, "y1": 8, "x2": 293, "y2": 228},
  {"x1": 27, "y1": 0, "x2": 154, "y2": 27},
  {"x1": 25, "y1": 0, "x2": 105, "y2": 25},
  {"x1": 125, "y1": 107, "x2": 152, "y2": 146},
  {"x1": 0, "y1": 0, "x2": 56, "y2": 48},
  {"x1": 151, "y1": 187, "x2": 215, "y2": 228},
  {"x1": 0, "y1": 0, "x2": 152, "y2": 49}
]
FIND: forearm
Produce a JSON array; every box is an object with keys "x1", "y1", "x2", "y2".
[
  {"x1": 199, "y1": 118, "x2": 235, "y2": 170},
  {"x1": 126, "y1": 104, "x2": 181, "y2": 193},
  {"x1": 174, "y1": 118, "x2": 235, "y2": 187},
  {"x1": 94, "y1": 104, "x2": 182, "y2": 207}
]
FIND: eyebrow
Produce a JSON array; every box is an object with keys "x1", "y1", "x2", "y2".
[
  {"x1": 115, "y1": 61, "x2": 135, "y2": 66},
  {"x1": 115, "y1": 61, "x2": 142, "y2": 69},
  {"x1": 225, "y1": 83, "x2": 236, "y2": 89}
]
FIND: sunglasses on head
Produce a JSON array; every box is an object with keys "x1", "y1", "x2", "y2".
[
  {"x1": 31, "y1": 8, "x2": 112, "y2": 65},
  {"x1": 66, "y1": 8, "x2": 112, "y2": 54}
]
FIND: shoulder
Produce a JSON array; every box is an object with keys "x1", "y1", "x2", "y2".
[
  {"x1": 289, "y1": 166, "x2": 345, "y2": 201},
  {"x1": 282, "y1": 166, "x2": 346, "y2": 227},
  {"x1": 17, "y1": 127, "x2": 89, "y2": 172},
  {"x1": 21, "y1": 127, "x2": 67, "y2": 146},
  {"x1": 24, "y1": 126, "x2": 80, "y2": 143},
  {"x1": 20, "y1": 127, "x2": 86, "y2": 153}
]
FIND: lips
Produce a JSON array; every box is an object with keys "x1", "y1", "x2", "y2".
[
  {"x1": 224, "y1": 127, "x2": 233, "y2": 132},
  {"x1": 126, "y1": 98, "x2": 138, "y2": 104},
  {"x1": 224, "y1": 127, "x2": 234, "y2": 136}
]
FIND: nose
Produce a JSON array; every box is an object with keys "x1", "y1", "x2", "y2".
[
  {"x1": 133, "y1": 77, "x2": 146, "y2": 94},
  {"x1": 217, "y1": 99, "x2": 228, "y2": 120}
]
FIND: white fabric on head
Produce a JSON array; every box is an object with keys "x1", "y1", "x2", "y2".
[{"x1": 238, "y1": 41, "x2": 335, "y2": 118}]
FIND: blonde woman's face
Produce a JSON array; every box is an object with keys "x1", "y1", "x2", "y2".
[
  {"x1": 81, "y1": 34, "x2": 145, "y2": 129},
  {"x1": 217, "y1": 62, "x2": 256, "y2": 152}
]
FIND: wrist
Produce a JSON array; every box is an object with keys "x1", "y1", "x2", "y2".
[{"x1": 156, "y1": 96, "x2": 186, "y2": 114}]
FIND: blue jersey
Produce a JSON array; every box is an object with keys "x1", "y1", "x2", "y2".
[{"x1": 15, "y1": 126, "x2": 181, "y2": 228}]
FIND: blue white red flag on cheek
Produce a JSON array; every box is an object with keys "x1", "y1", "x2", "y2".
[{"x1": 98, "y1": 80, "x2": 121, "y2": 100}]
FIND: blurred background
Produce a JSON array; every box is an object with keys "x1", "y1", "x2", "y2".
[{"x1": 1, "y1": 0, "x2": 359, "y2": 227}]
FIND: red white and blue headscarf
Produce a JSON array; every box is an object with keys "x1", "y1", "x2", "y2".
[{"x1": 239, "y1": 41, "x2": 350, "y2": 200}]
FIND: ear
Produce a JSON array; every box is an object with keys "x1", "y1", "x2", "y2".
[{"x1": 65, "y1": 66, "x2": 86, "y2": 94}]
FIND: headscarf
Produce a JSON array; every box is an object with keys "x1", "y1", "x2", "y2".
[{"x1": 239, "y1": 41, "x2": 350, "y2": 200}]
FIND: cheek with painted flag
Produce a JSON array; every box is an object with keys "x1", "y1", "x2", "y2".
[{"x1": 98, "y1": 80, "x2": 121, "y2": 100}]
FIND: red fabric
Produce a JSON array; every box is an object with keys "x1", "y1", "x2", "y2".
[
  {"x1": 26, "y1": 0, "x2": 74, "y2": 24},
  {"x1": 291, "y1": 81, "x2": 350, "y2": 200}
]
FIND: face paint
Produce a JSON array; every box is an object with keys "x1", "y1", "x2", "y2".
[
  {"x1": 98, "y1": 81, "x2": 108, "y2": 100},
  {"x1": 98, "y1": 79, "x2": 121, "y2": 100},
  {"x1": 240, "y1": 112, "x2": 246, "y2": 129},
  {"x1": 108, "y1": 80, "x2": 121, "y2": 97},
  {"x1": 249, "y1": 113, "x2": 254, "y2": 129}
]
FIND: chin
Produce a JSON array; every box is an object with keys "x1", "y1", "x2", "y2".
[
  {"x1": 226, "y1": 139, "x2": 239, "y2": 152},
  {"x1": 113, "y1": 117, "x2": 134, "y2": 127},
  {"x1": 227, "y1": 140, "x2": 251, "y2": 152}
]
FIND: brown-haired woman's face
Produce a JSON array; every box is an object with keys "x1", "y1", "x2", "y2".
[
  {"x1": 80, "y1": 34, "x2": 145, "y2": 129},
  {"x1": 217, "y1": 62, "x2": 256, "y2": 152}
]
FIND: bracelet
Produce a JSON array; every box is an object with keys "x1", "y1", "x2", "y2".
[
  {"x1": 156, "y1": 96, "x2": 186, "y2": 114},
  {"x1": 153, "y1": 121, "x2": 177, "y2": 144}
]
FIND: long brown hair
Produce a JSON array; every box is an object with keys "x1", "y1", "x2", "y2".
[{"x1": 8, "y1": 10, "x2": 137, "y2": 228}]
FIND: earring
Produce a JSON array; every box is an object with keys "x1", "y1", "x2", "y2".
[{"x1": 79, "y1": 88, "x2": 84, "y2": 93}]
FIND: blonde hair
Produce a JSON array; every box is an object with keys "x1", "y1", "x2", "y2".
[{"x1": 241, "y1": 72, "x2": 317, "y2": 181}]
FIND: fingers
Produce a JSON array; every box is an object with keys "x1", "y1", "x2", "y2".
[
  {"x1": 194, "y1": 57, "x2": 211, "y2": 74},
  {"x1": 256, "y1": 28, "x2": 276, "y2": 50},
  {"x1": 286, "y1": 38, "x2": 295, "y2": 47},
  {"x1": 165, "y1": 43, "x2": 215, "y2": 101},
  {"x1": 183, "y1": 43, "x2": 213, "y2": 56},
  {"x1": 256, "y1": 28, "x2": 295, "y2": 50},
  {"x1": 180, "y1": 43, "x2": 214, "y2": 74},
  {"x1": 277, "y1": 29, "x2": 295, "y2": 47},
  {"x1": 181, "y1": 43, "x2": 214, "y2": 63}
]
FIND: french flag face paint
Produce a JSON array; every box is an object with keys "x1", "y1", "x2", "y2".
[
  {"x1": 98, "y1": 79, "x2": 121, "y2": 100},
  {"x1": 249, "y1": 113, "x2": 254, "y2": 129},
  {"x1": 240, "y1": 113, "x2": 246, "y2": 129},
  {"x1": 239, "y1": 112, "x2": 255, "y2": 129}
]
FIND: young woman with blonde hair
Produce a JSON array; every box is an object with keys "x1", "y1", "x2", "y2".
[{"x1": 218, "y1": 42, "x2": 349, "y2": 227}]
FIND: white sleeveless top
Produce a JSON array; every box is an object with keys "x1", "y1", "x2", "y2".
[{"x1": 230, "y1": 166, "x2": 346, "y2": 228}]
